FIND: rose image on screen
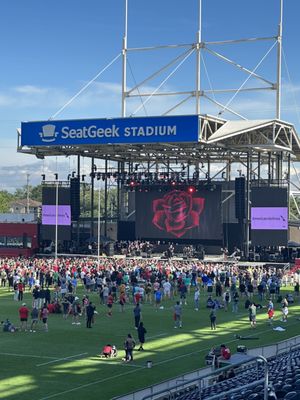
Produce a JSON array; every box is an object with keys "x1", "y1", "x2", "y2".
[{"x1": 152, "y1": 190, "x2": 205, "y2": 238}]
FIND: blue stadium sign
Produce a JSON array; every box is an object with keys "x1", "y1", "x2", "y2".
[{"x1": 21, "y1": 115, "x2": 199, "y2": 146}]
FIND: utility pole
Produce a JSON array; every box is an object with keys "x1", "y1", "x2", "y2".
[{"x1": 26, "y1": 173, "x2": 30, "y2": 214}]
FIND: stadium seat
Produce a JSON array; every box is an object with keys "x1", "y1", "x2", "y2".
[
  {"x1": 282, "y1": 385, "x2": 294, "y2": 393},
  {"x1": 283, "y1": 392, "x2": 298, "y2": 400}
]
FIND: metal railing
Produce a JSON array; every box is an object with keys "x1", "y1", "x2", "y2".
[{"x1": 140, "y1": 356, "x2": 268, "y2": 400}]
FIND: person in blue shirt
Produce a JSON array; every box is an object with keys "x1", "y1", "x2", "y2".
[{"x1": 155, "y1": 289, "x2": 162, "y2": 310}]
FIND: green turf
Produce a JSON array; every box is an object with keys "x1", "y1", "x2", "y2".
[{"x1": 0, "y1": 285, "x2": 299, "y2": 400}]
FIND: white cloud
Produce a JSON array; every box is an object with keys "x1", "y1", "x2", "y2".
[{"x1": 14, "y1": 85, "x2": 49, "y2": 95}]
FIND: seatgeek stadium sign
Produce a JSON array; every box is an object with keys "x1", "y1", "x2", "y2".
[{"x1": 21, "y1": 115, "x2": 199, "y2": 146}]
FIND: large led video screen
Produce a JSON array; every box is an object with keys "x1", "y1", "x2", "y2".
[
  {"x1": 251, "y1": 187, "x2": 288, "y2": 246},
  {"x1": 251, "y1": 207, "x2": 288, "y2": 230},
  {"x1": 135, "y1": 186, "x2": 222, "y2": 241},
  {"x1": 42, "y1": 205, "x2": 71, "y2": 226},
  {"x1": 41, "y1": 186, "x2": 71, "y2": 241}
]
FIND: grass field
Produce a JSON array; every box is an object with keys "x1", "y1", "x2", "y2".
[{"x1": 0, "y1": 284, "x2": 299, "y2": 400}]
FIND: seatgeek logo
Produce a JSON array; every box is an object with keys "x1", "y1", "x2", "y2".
[
  {"x1": 38, "y1": 122, "x2": 177, "y2": 143},
  {"x1": 39, "y1": 124, "x2": 58, "y2": 142}
]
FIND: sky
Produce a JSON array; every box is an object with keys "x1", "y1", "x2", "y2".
[{"x1": 1, "y1": 0, "x2": 300, "y2": 191}]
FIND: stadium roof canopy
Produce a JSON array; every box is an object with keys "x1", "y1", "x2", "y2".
[{"x1": 17, "y1": 114, "x2": 300, "y2": 164}]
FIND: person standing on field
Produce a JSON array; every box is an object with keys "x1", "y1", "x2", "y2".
[
  {"x1": 133, "y1": 303, "x2": 142, "y2": 329},
  {"x1": 173, "y1": 301, "x2": 182, "y2": 328},
  {"x1": 124, "y1": 334, "x2": 136, "y2": 362},
  {"x1": 210, "y1": 307, "x2": 217, "y2": 330},
  {"x1": 249, "y1": 302, "x2": 257, "y2": 328},
  {"x1": 137, "y1": 322, "x2": 147, "y2": 351},
  {"x1": 194, "y1": 287, "x2": 200, "y2": 311},
  {"x1": 40, "y1": 304, "x2": 49, "y2": 332},
  {"x1": 19, "y1": 303, "x2": 29, "y2": 331},
  {"x1": 86, "y1": 301, "x2": 96, "y2": 328}
]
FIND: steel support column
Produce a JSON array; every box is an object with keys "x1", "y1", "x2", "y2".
[
  {"x1": 90, "y1": 157, "x2": 95, "y2": 239},
  {"x1": 245, "y1": 152, "x2": 251, "y2": 259},
  {"x1": 104, "y1": 158, "x2": 108, "y2": 237},
  {"x1": 76, "y1": 155, "x2": 80, "y2": 248}
]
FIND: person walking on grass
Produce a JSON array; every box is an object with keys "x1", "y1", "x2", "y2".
[
  {"x1": 30, "y1": 307, "x2": 39, "y2": 332},
  {"x1": 281, "y1": 305, "x2": 288, "y2": 322},
  {"x1": 72, "y1": 296, "x2": 81, "y2": 325},
  {"x1": 107, "y1": 294, "x2": 114, "y2": 317},
  {"x1": 133, "y1": 303, "x2": 142, "y2": 329},
  {"x1": 119, "y1": 292, "x2": 126, "y2": 312},
  {"x1": 210, "y1": 307, "x2": 217, "y2": 330},
  {"x1": 40, "y1": 304, "x2": 49, "y2": 332},
  {"x1": 19, "y1": 303, "x2": 29, "y2": 331},
  {"x1": 173, "y1": 301, "x2": 182, "y2": 328},
  {"x1": 223, "y1": 291, "x2": 231, "y2": 312},
  {"x1": 86, "y1": 301, "x2": 96, "y2": 328},
  {"x1": 154, "y1": 288, "x2": 162, "y2": 310},
  {"x1": 123, "y1": 334, "x2": 136, "y2": 362},
  {"x1": 232, "y1": 291, "x2": 239, "y2": 313},
  {"x1": 249, "y1": 302, "x2": 257, "y2": 329},
  {"x1": 267, "y1": 307, "x2": 275, "y2": 325},
  {"x1": 137, "y1": 322, "x2": 147, "y2": 351},
  {"x1": 194, "y1": 287, "x2": 200, "y2": 311}
]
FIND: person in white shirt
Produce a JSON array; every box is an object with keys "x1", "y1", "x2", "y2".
[
  {"x1": 194, "y1": 287, "x2": 200, "y2": 311},
  {"x1": 139, "y1": 286, "x2": 145, "y2": 301},
  {"x1": 163, "y1": 281, "x2": 171, "y2": 299}
]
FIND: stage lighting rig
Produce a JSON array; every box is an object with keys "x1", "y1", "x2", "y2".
[{"x1": 188, "y1": 186, "x2": 195, "y2": 194}]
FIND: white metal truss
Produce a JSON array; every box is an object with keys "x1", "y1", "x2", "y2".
[{"x1": 121, "y1": 0, "x2": 284, "y2": 120}]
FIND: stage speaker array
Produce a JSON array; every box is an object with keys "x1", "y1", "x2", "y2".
[
  {"x1": 235, "y1": 177, "x2": 246, "y2": 220},
  {"x1": 70, "y1": 177, "x2": 80, "y2": 220}
]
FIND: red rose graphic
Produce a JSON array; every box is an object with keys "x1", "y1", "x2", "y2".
[{"x1": 152, "y1": 190, "x2": 205, "y2": 238}]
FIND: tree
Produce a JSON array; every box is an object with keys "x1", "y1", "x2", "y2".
[
  {"x1": 0, "y1": 191, "x2": 14, "y2": 213},
  {"x1": 13, "y1": 185, "x2": 42, "y2": 203},
  {"x1": 80, "y1": 185, "x2": 118, "y2": 217},
  {"x1": 30, "y1": 185, "x2": 42, "y2": 202}
]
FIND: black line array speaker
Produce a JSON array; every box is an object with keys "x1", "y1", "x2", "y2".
[
  {"x1": 70, "y1": 177, "x2": 80, "y2": 220},
  {"x1": 235, "y1": 177, "x2": 246, "y2": 220}
]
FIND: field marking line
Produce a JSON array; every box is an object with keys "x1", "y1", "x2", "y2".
[
  {"x1": 115, "y1": 332, "x2": 167, "y2": 339},
  {"x1": 38, "y1": 366, "x2": 145, "y2": 400},
  {"x1": 147, "y1": 333, "x2": 168, "y2": 340},
  {"x1": 0, "y1": 352, "x2": 56, "y2": 360},
  {"x1": 36, "y1": 352, "x2": 88, "y2": 367},
  {"x1": 121, "y1": 362, "x2": 145, "y2": 368}
]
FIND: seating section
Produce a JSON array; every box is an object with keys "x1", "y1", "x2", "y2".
[{"x1": 159, "y1": 347, "x2": 300, "y2": 400}]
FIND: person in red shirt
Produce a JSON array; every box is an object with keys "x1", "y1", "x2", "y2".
[
  {"x1": 217, "y1": 344, "x2": 231, "y2": 367},
  {"x1": 19, "y1": 303, "x2": 29, "y2": 331},
  {"x1": 107, "y1": 294, "x2": 114, "y2": 317},
  {"x1": 100, "y1": 344, "x2": 117, "y2": 358},
  {"x1": 134, "y1": 291, "x2": 141, "y2": 305},
  {"x1": 18, "y1": 281, "x2": 24, "y2": 302}
]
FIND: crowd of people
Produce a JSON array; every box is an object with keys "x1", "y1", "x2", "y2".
[{"x1": 0, "y1": 254, "x2": 299, "y2": 361}]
